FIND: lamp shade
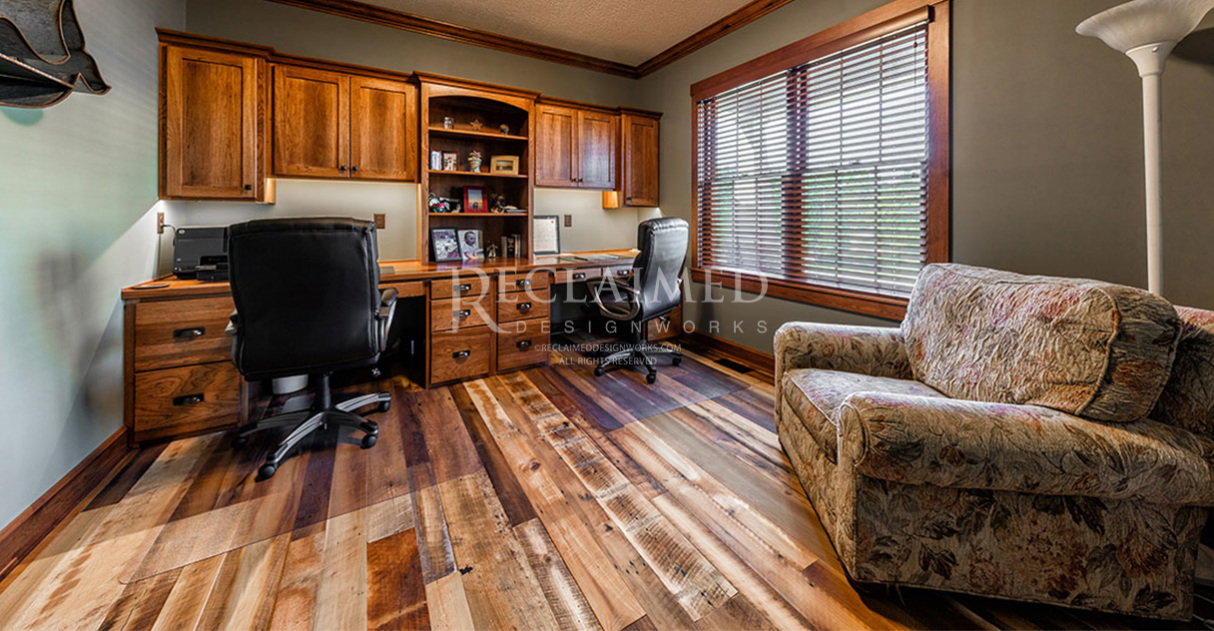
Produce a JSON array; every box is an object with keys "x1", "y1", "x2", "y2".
[{"x1": 1077, "y1": 0, "x2": 1214, "y2": 52}]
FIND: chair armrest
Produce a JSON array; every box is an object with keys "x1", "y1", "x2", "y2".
[
  {"x1": 590, "y1": 277, "x2": 639, "y2": 321},
  {"x1": 838, "y1": 392, "x2": 1214, "y2": 505},
  {"x1": 225, "y1": 310, "x2": 239, "y2": 336},
  {"x1": 376, "y1": 288, "x2": 398, "y2": 352},
  {"x1": 774, "y1": 322, "x2": 911, "y2": 381}
]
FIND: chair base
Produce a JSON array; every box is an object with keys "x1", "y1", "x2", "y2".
[
  {"x1": 233, "y1": 374, "x2": 388, "y2": 479},
  {"x1": 595, "y1": 341, "x2": 682, "y2": 383}
]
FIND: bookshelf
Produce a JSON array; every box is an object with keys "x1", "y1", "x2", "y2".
[{"x1": 417, "y1": 73, "x2": 539, "y2": 264}]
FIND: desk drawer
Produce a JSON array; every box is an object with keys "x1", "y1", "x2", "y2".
[
  {"x1": 432, "y1": 276, "x2": 489, "y2": 300},
  {"x1": 499, "y1": 271, "x2": 550, "y2": 295},
  {"x1": 134, "y1": 297, "x2": 236, "y2": 372},
  {"x1": 497, "y1": 318, "x2": 550, "y2": 372},
  {"x1": 430, "y1": 297, "x2": 493, "y2": 332},
  {"x1": 134, "y1": 362, "x2": 240, "y2": 442},
  {"x1": 497, "y1": 288, "x2": 550, "y2": 323},
  {"x1": 647, "y1": 304, "x2": 683, "y2": 342},
  {"x1": 431, "y1": 327, "x2": 491, "y2": 384},
  {"x1": 603, "y1": 265, "x2": 634, "y2": 280},
  {"x1": 553, "y1": 267, "x2": 603, "y2": 284}
]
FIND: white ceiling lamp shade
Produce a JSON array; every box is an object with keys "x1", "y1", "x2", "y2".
[{"x1": 1076, "y1": 0, "x2": 1214, "y2": 296}]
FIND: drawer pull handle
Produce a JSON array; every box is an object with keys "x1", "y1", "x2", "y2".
[
  {"x1": 456, "y1": 283, "x2": 472, "y2": 295},
  {"x1": 455, "y1": 309, "x2": 471, "y2": 320},
  {"x1": 516, "y1": 340, "x2": 532, "y2": 351},
  {"x1": 173, "y1": 327, "x2": 206, "y2": 340},
  {"x1": 572, "y1": 273, "x2": 586, "y2": 281},
  {"x1": 174, "y1": 394, "x2": 205, "y2": 406},
  {"x1": 515, "y1": 279, "x2": 531, "y2": 289},
  {"x1": 517, "y1": 302, "x2": 532, "y2": 312},
  {"x1": 616, "y1": 269, "x2": 631, "y2": 277},
  {"x1": 452, "y1": 350, "x2": 471, "y2": 360}
]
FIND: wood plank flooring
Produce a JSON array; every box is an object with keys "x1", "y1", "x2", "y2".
[{"x1": 2, "y1": 339, "x2": 1211, "y2": 630}]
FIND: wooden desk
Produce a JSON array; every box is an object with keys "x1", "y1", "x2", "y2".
[{"x1": 120, "y1": 250, "x2": 681, "y2": 445}]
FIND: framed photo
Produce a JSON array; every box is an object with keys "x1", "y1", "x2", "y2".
[
  {"x1": 457, "y1": 229, "x2": 483, "y2": 260},
  {"x1": 490, "y1": 155, "x2": 519, "y2": 175},
  {"x1": 463, "y1": 186, "x2": 487, "y2": 213},
  {"x1": 430, "y1": 228, "x2": 461, "y2": 262},
  {"x1": 429, "y1": 150, "x2": 443, "y2": 171},
  {"x1": 532, "y1": 215, "x2": 561, "y2": 255},
  {"x1": 441, "y1": 152, "x2": 458, "y2": 171}
]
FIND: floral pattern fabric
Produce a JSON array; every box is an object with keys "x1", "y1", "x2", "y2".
[
  {"x1": 1152, "y1": 306, "x2": 1214, "y2": 439},
  {"x1": 902, "y1": 264, "x2": 1181, "y2": 423}
]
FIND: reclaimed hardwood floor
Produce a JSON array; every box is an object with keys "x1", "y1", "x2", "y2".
[{"x1": 1, "y1": 339, "x2": 1211, "y2": 630}]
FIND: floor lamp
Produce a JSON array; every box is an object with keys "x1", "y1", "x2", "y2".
[{"x1": 1077, "y1": 0, "x2": 1214, "y2": 296}]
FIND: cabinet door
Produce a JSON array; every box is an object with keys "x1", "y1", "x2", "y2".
[
  {"x1": 535, "y1": 104, "x2": 578, "y2": 188},
  {"x1": 273, "y1": 66, "x2": 349, "y2": 178},
  {"x1": 350, "y1": 76, "x2": 417, "y2": 181},
  {"x1": 578, "y1": 110, "x2": 617, "y2": 190},
  {"x1": 162, "y1": 46, "x2": 260, "y2": 200},
  {"x1": 622, "y1": 114, "x2": 660, "y2": 206}
]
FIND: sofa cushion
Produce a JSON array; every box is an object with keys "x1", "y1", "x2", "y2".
[
  {"x1": 1152, "y1": 306, "x2": 1214, "y2": 439},
  {"x1": 902, "y1": 264, "x2": 1181, "y2": 422},
  {"x1": 782, "y1": 368, "x2": 944, "y2": 462}
]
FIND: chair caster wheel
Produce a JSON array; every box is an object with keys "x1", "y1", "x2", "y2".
[
  {"x1": 232, "y1": 435, "x2": 248, "y2": 449},
  {"x1": 672, "y1": 356, "x2": 682, "y2": 366},
  {"x1": 594, "y1": 366, "x2": 605, "y2": 377},
  {"x1": 362, "y1": 433, "x2": 378, "y2": 449},
  {"x1": 646, "y1": 373, "x2": 657, "y2": 384},
  {"x1": 377, "y1": 400, "x2": 391, "y2": 413},
  {"x1": 259, "y1": 463, "x2": 278, "y2": 479}
]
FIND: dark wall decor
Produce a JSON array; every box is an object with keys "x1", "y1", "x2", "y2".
[{"x1": 0, "y1": 0, "x2": 109, "y2": 108}]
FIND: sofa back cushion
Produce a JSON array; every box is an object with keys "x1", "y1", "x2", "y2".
[
  {"x1": 902, "y1": 264, "x2": 1181, "y2": 422},
  {"x1": 1151, "y1": 306, "x2": 1214, "y2": 437}
]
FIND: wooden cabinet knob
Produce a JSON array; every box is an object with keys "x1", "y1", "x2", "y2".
[{"x1": 339, "y1": 165, "x2": 348, "y2": 172}]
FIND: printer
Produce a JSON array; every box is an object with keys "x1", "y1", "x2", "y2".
[{"x1": 173, "y1": 226, "x2": 229, "y2": 281}]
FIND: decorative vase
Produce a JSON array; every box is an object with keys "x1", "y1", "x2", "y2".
[{"x1": 468, "y1": 156, "x2": 482, "y2": 172}]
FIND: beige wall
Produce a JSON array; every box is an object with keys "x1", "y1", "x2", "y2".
[{"x1": 636, "y1": 0, "x2": 1214, "y2": 353}]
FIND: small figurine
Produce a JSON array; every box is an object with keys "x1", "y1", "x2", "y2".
[
  {"x1": 428, "y1": 193, "x2": 450, "y2": 213},
  {"x1": 485, "y1": 244, "x2": 500, "y2": 259},
  {"x1": 442, "y1": 116, "x2": 454, "y2": 129},
  {"x1": 469, "y1": 118, "x2": 484, "y2": 131},
  {"x1": 499, "y1": 124, "x2": 510, "y2": 135},
  {"x1": 491, "y1": 193, "x2": 506, "y2": 213}
]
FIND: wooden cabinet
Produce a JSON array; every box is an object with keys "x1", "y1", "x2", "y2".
[
  {"x1": 620, "y1": 110, "x2": 661, "y2": 207},
  {"x1": 535, "y1": 101, "x2": 617, "y2": 190},
  {"x1": 160, "y1": 43, "x2": 267, "y2": 201},
  {"x1": 273, "y1": 66, "x2": 417, "y2": 181}
]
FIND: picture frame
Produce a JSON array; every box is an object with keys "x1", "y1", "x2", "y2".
[
  {"x1": 457, "y1": 229, "x2": 483, "y2": 260},
  {"x1": 463, "y1": 186, "x2": 487, "y2": 213},
  {"x1": 429, "y1": 150, "x2": 443, "y2": 171},
  {"x1": 430, "y1": 227, "x2": 462, "y2": 262},
  {"x1": 490, "y1": 155, "x2": 520, "y2": 175},
  {"x1": 441, "y1": 152, "x2": 458, "y2": 171},
  {"x1": 532, "y1": 215, "x2": 561, "y2": 255}
]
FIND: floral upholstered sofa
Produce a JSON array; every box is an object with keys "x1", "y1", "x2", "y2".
[{"x1": 775, "y1": 263, "x2": 1214, "y2": 620}]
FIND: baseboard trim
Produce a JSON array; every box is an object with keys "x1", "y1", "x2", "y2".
[
  {"x1": 0, "y1": 427, "x2": 131, "y2": 581},
  {"x1": 680, "y1": 331, "x2": 775, "y2": 376}
]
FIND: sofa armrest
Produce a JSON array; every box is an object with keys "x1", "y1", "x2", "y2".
[
  {"x1": 838, "y1": 392, "x2": 1214, "y2": 505},
  {"x1": 775, "y1": 322, "x2": 910, "y2": 382}
]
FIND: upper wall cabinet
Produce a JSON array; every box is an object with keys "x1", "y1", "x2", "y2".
[
  {"x1": 272, "y1": 67, "x2": 417, "y2": 182},
  {"x1": 620, "y1": 109, "x2": 660, "y2": 207},
  {"x1": 535, "y1": 100, "x2": 617, "y2": 191},
  {"x1": 160, "y1": 41, "x2": 268, "y2": 201}
]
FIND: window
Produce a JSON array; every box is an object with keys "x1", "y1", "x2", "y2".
[{"x1": 691, "y1": 1, "x2": 950, "y2": 319}]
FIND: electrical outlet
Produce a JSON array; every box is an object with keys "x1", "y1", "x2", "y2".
[
  {"x1": 374, "y1": 213, "x2": 386, "y2": 229},
  {"x1": 156, "y1": 212, "x2": 166, "y2": 235},
  {"x1": 564, "y1": 214, "x2": 572, "y2": 228}
]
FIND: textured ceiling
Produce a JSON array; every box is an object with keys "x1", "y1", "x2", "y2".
[{"x1": 367, "y1": 0, "x2": 755, "y2": 65}]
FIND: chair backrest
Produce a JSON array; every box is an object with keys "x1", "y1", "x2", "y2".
[
  {"x1": 901, "y1": 263, "x2": 1181, "y2": 423},
  {"x1": 632, "y1": 217, "x2": 688, "y2": 322},
  {"x1": 228, "y1": 217, "x2": 381, "y2": 380},
  {"x1": 1152, "y1": 306, "x2": 1214, "y2": 438}
]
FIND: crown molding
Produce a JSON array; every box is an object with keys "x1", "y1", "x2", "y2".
[{"x1": 266, "y1": 0, "x2": 794, "y2": 79}]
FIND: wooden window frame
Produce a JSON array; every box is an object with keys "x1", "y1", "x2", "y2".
[{"x1": 689, "y1": 0, "x2": 951, "y2": 321}]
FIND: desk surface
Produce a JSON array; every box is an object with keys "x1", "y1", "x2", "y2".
[{"x1": 122, "y1": 249, "x2": 639, "y2": 300}]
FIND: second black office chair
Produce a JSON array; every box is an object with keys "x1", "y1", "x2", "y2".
[
  {"x1": 226, "y1": 218, "x2": 397, "y2": 479},
  {"x1": 590, "y1": 217, "x2": 688, "y2": 383}
]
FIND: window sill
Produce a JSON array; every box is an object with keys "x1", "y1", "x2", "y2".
[{"x1": 688, "y1": 267, "x2": 908, "y2": 321}]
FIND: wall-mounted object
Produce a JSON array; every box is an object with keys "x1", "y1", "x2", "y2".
[{"x1": 0, "y1": 0, "x2": 109, "y2": 108}]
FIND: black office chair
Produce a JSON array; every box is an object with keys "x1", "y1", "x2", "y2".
[
  {"x1": 590, "y1": 217, "x2": 687, "y2": 384},
  {"x1": 226, "y1": 218, "x2": 397, "y2": 479}
]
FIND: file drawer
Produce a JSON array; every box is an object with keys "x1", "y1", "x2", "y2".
[
  {"x1": 497, "y1": 318, "x2": 550, "y2": 372},
  {"x1": 430, "y1": 296, "x2": 494, "y2": 332},
  {"x1": 133, "y1": 361, "x2": 241, "y2": 442},
  {"x1": 431, "y1": 327, "x2": 492, "y2": 384},
  {"x1": 497, "y1": 288, "x2": 550, "y2": 324},
  {"x1": 134, "y1": 296, "x2": 236, "y2": 371}
]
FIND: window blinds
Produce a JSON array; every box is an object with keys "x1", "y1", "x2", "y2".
[{"x1": 696, "y1": 22, "x2": 930, "y2": 298}]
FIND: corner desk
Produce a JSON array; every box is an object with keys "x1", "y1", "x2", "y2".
[{"x1": 120, "y1": 250, "x2": 683, "y2": 445}]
